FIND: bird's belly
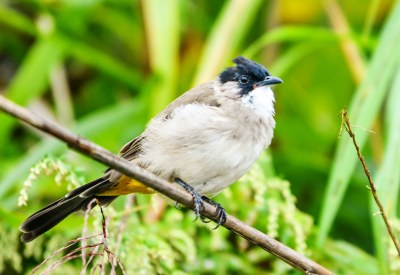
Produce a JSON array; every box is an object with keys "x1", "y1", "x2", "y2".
[
  {"x1": 184, "y1": 141, "x2": 263, "y2": 196},
  {"x1": 142, "y1": 135, "x2": 266, "y2": 196}
]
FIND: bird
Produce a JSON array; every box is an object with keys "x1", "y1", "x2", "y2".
[{"x1": 20, "y1": 56, "x2": 282, "y2": 243}]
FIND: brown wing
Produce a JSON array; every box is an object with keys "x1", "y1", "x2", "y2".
[
  {"x1": 102, "y1": 135, "x2": 145, "y2": 186},
  {"x1": 118, "y1": 135, "x2": 145, "y2": 160},
  {"x1": 113, "y1": 80, "x2": 220, "y2": 164},
  {"x1": 102, "y1": 135, "x2": 144, "y2": 175}
]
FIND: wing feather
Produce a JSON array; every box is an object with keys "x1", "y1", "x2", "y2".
[{"x1": 117, "y1": 80, "x2": 220, "y2": 161}]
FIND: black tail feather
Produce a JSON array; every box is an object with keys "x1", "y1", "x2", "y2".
[
  {"x1": 19, "y1": 177, "x2": 117, "y2": 243},
  {"x1": 20, "y1": 196, "x2": 90, "y2": 242}
]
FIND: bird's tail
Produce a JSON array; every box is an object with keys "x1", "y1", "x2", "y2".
[{"x1": 19, "y1": 177, "x2": 117, "y2": 243}]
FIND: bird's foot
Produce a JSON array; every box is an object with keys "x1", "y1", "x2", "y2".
[
  {"x1": 174, "y1": 178, "x2": 226, "y2": 228},
  {"x1": 201, "y1": 196, "x2": 227, "y2": 229},
  {"x1": 175, "y1": 178, "x2": 204, "y2": 221}
]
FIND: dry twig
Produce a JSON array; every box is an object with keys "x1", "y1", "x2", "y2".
[
  {"x1": 0, "y1": 95, "x2": 332, "y2": 274},
  {"x1": 341, "y1": 109, "x2": 400, "y2": 256},
  {"x1": 31, "y1": 199, "x2": 126, "y2": 274}
]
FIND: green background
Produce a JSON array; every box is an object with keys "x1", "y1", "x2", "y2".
[{"x1": 0, "y1": 0, "x2": 399, "y2": 274}]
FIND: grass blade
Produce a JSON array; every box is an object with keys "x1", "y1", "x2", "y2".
[
  {"x1": 54, "y1": 34, "x2": 142, "y2": 90},
  {"x1": 141, "y1": 0, "x2": 180, "y2": 116},
  {"x1": 0, "y1": 5, "x2": 36, "y2": 35}
]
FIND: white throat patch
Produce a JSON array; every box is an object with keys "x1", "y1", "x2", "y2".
[{"x1": 240, "y1": 86, "x2": 276, "y2": 119}]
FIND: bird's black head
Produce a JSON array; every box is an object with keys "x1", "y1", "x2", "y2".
[{"x1": 219, "y1": 56, "x2": 282, "y2": 95}]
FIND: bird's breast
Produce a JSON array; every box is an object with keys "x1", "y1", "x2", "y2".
[{"x1": 138, "y1": 101, "x2": 274, "y2": 196}]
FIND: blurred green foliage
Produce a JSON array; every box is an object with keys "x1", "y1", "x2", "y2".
[{"x1": 0, "y1": 0, "x2": 399, "y2": 274}]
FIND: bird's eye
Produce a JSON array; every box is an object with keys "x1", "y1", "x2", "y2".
[{"x1": 239, "y1": 75, "x2": 249, "y2": 84}]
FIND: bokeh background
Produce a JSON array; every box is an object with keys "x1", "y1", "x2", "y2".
[{"x1": 1, "y1": 0, "x2": 400, "y2": 274}]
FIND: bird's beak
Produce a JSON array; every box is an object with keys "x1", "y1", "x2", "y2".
[{"x1": 256, "y1": 76, "x2": 283, "y2": 87}]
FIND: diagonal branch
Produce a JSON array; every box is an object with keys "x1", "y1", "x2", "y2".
[{"x1": 0, "y1": 95, "x2": 332, "y2": 275}]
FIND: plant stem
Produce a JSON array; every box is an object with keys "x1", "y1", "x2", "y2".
[{"x1": 341, "y1": 109, "x2": 400, "y2": 256}]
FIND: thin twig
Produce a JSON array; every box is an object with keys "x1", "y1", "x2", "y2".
[
  {"x1": 341, "y1": 110, "x2": 400, "y2": 256},
  {"x1": 31, "y1": 242, "x2": 102, "y2": 274},
  {"x1": 0, "y1": 95, "x2": 332, "y2": 274},
  {"x1": 98, "y1": 202, "x2": 107, "y2": 241},
  {"x1": 84, "y1": 237, "x2": 103, "y2": 274},
  {"x1": 81, "y1": 199, "x2": 98, "y2": 269},
  {"x1": 42, "y1": 245, "x2": 103, "y2": 274},
  {"x1": 111, "y1": 195, "x2": 134, "y2": 275}
]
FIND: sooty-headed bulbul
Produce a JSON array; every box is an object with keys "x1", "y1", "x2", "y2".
[{"x1": 20, "y1": 56, "x2": 282, "y2": 242}]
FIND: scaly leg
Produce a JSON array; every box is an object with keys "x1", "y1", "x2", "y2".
[
  {"x1": 174, "y1": 178, "x2": 227, "y2": 228},
  {"x1": 175, "y1": 178, "x2": 204, "y2": 221}
]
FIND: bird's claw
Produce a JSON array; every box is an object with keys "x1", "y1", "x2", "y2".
[
  {"x1": 202, "y1": 196, "x2": 227, "y2": 229},
  {"x1": 175, "y1": 178, "x2": 204, "y2": 221},
  {"x1": 174, "y1": 178, "x2": 227, "y2": 228}
]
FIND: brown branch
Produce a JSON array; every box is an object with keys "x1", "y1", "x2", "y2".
[
  {"x1": 341, "y1": 110, "x2": 400, "y2": 256},
  {"x1": 0, "y1": 95, "x2": 332, "y2": 274}
]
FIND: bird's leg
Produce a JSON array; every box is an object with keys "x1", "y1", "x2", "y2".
[
  {"x1": 175, "y1": 178, "x2": 204, "y2": 221},
  {"x1": 201, "y1": 196, "x2": 227, "y2": 229},
  {"x1": 174, "y1": 178, "x2": 226, "y2": 228}
]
